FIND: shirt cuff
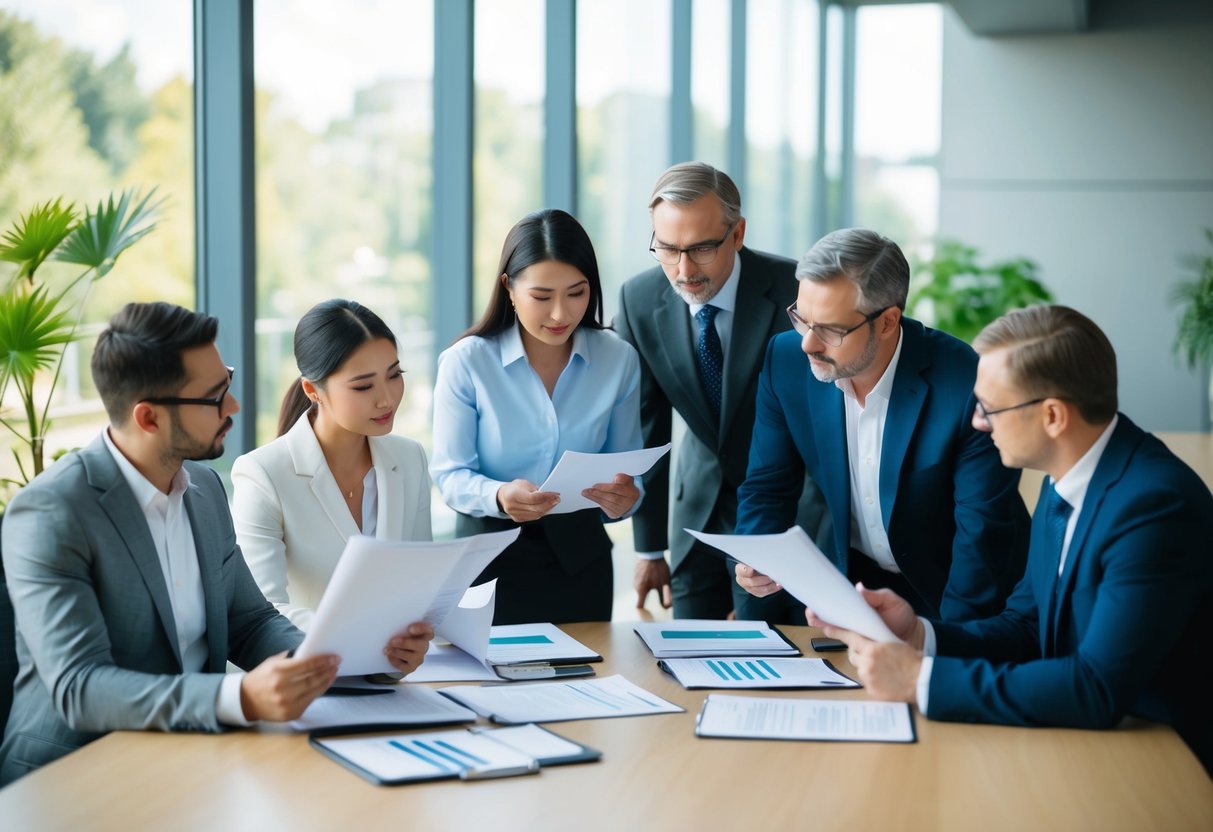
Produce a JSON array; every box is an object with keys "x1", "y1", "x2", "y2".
[
  {"x1": 636, "y1": 550, "x2": 666, "y2": 561},
  {"x1": 216, "y1": 672, "x2": 252, "y2": 727},
  {"x1": 920, "y1": 617, "x2": 937, "y2": 656},
  {"x1": 916, "y1": 656, "x2": 934, "y2": 715}
]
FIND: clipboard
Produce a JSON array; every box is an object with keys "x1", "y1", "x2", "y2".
[{"x1": 309, "y1": 724, "x2": 601, "y2": 786}]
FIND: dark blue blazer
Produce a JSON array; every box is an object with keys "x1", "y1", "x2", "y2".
[
  {"x1": 928, "y1": 416, "x2": 1213, "y2": 772},
  {"x1": 735, "y1": 317, "x2": 1029, "y2": 620}
]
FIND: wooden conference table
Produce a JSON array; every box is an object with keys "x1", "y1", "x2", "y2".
[{"x1": 1, "y1": 622, "x2": 1209, "y2": 831}]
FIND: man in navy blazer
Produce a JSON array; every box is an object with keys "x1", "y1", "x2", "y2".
[
  {"x1": 734, "y1": 228, "x2": 1029, "y2": 623},
  {"x1": 818, "y1": 305, "x2": 1212, "y2": 773}
]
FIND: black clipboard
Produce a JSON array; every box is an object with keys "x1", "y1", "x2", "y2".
[{"x1": 309, "y1": 724, "x2": 602, "y2": 786}]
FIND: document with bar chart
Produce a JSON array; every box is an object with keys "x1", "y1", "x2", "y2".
[
  {"x1": 659, "y1": 657, "x2": 859, "y2": 690},
  {"x1": 633, "y1": 620, "x2": 801, "y2": 658},
  {"x1": 696, "y1": 695, "x2": 916, "y2": 743}
]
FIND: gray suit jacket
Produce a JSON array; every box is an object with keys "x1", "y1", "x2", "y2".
[
  {"x1": 0, "y1": 436, "x2": 302, "y2": 784},
  {"x1": 615, "y1": 247, "x2": 828, "y2": 571}
]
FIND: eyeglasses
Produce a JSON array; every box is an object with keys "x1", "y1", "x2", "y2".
[
  {"x1": 649, "y1": 222, "x2": 737, "y2": 266},
  {"x1": 973, "y1": 397, "x2": 1045, "y2": 423},
  {"x1": 143, "y1": 367, "x2": 235, "y2": 415},
  {"x1": 785, "y1": 304, "x2": 890, "y2": 348}
]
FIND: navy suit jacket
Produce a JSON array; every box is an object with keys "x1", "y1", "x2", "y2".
[
  {"x1": 735, "y1": 317, "x2": 1029, "y2": 620},
  {"x1": 928, "y1": 416, "x2": 1213, "y2": 772}
]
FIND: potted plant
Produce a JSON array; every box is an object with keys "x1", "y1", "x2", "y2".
[
  {"x1": 1170, "y1": 228, "x2": 1213, "y2": 428},
  {"x1": 907, "y1": 240, "x2": 1054, "y2": 344},
  {"x1": 0, "y1": 188, "x2": 162, "y2": 492}
]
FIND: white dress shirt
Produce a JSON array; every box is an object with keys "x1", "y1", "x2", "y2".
[
  {"x1": 102, "y1": 430, "x2": 247, "y2": 726},
  {"x1": 837, "y1": 330, "x2": 904, "y2": 571},
  {"x1": 915, "y1": 417, "x2": 1120, "y2": 713}
]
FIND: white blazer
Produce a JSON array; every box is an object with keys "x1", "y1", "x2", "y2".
[{"x1": 231, "y1": 413, "x2": 432, "y2": 630}]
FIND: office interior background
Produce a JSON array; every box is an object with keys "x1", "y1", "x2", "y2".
[{"x1": 1, "y1": 0, "x2": 1210, "y2": 563}]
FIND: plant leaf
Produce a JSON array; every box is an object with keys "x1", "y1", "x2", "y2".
[
  {"x1": 0, "y1": 199, "x2": 79, "y2": 282},
  {"x1": 0, "y1": 284, "x2": 79, "y2": 392},
  {"x1": 53, "y1": 187, "x2": 165, "y2": 277}
]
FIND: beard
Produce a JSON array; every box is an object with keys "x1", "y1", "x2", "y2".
[
  {"x1": 669, "y1": 274, "x2": 722, "y2": 305},
  {"x1": 164, "y1": 415, "x2": 232, "y2": 465},
  {"x1": 807, "y1": 326, "x2": 879, "y2": 383}
]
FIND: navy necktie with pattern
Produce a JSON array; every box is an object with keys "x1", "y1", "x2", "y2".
[{"x1": 695, "y1": 304, "x2": 723, "y2": 418}]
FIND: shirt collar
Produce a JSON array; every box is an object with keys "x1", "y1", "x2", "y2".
[
  {"x1": 835, "y1": 326, "x2": 904, "y2": 403},
  {"x1": 102, "y1": 428, "x2": 191, "y2": 508},
  {"x1": 1051, "y1": 415, "x2": 1119, "y2": 509},
  {"x1": 688, "y1": 251, "x2": 742, "y2": 317},
  {"x1": 499, "y1": 319, "x2": 590, "y2": 368}
]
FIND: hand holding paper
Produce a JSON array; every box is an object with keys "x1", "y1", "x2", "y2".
[
  {"x1": 538, "y1": 444, "x2": 672, "y2": 515},
  {"x1": 685, "y1": 527, "x2": 903, "y2": 643}
]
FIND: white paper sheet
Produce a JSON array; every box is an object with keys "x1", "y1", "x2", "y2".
[
  {"x1": 315, "y1": 728, "x2": 536, "y2": 780},
  {"x1": 289, "y1": 684, "x2": 476, "y2": 732},
  {"x1": 486, "y1": 623, "x2": 600, "y2": 665},
  {"x1": 660, "y1": 657, "x2": 860, "y2": 690},
  {"x1": 695, "y1": 694, "x2": 914, "y2": 743},
  {"x1": 537, "y1": 444, "x2": 672, "y2": 514},
  {"x1": 435, "y1": 580, "x2": 497, "y2": 663},
  {"x1": 295, "y1": 529, "x2": 519, "y2": 674},
  {"x1": 404, "y1": 642, "x2": 501, "y2": 683},
  {"x1": 686, "y1": 527, "x2": 901, "y2": 643},
  {"x1": 437, "y1": 674, "x2": 683, "y2": 723},
  {"x1": 633, "y1": 619, "x2": 800, "y2": 658}
]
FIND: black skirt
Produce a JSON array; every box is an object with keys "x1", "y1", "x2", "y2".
[{"x1": 455, "y1": 509, "x2": 614, "y2": 625}]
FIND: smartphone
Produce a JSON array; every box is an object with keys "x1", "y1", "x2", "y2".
[{"x1": 810, "y1": 637, "x2": 847, "y2": 652}]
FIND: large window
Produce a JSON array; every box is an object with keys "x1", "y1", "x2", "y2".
[
  {"x1": 576, "y1": 0, "x2": 672, "y2": 320},
  {"x1": 691, "y1": 0, "x2": 731, "y2": 172},
  {"x1": 0, "y1": 1, "x2": 194, "y2": 480},
  {"x1": 853, "y1": 3, "x2": 941, "y2": 253},
  {"x1": 253, "y1": 0, "x2": 434, "y2": 445}
]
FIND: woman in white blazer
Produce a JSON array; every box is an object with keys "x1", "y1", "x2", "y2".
[{"x1": 232, "y1": 299, "x2": 432, "y2": 630}]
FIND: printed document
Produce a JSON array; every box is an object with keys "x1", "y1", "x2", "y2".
[
  {"x1": 538, "y1": 444, "x2": 672, "y2": 514},
  {"x1": 696, "y1": 694, "x2": 915, "y2": 743},
  {"x1": 634, "y1": 619, "x2": 800, "y2": 658},
  {"x1": 290, "y1": 683, "x2": 476, "y2": 732},
  {"x1": 686, "y1": 527, "x2": 901, "y2": 643},
  {"x1": 660, "y1": 657, "x2": 859, "y2": 690},
  {"x1": 438, "y1": 674, "x2": 683, "y2": 723}
]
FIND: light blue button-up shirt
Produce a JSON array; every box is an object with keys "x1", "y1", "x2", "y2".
[{"x1": 430, "y1": 322, "x2": 643, "y2": 518}]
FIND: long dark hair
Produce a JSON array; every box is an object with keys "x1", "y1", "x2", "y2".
[
  {"x1": 461, "y1": 209, "x2": 605, "y2": 341},
  {"x1": 277, "y1": 299, "x2": 397, "y2": 437}
]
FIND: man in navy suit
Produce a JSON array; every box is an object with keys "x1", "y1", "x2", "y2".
[
  {"x1": 817, "y1": 305, "x2": 1212, "y2": 773},
  {"x1": 734, "y1": 228, "x2": 1029, "y2": 623}
]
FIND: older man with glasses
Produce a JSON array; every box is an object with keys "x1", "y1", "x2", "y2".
[
  {"x1": 615, "y1": 162, "x2": 828, "y2": 620},
  {"x1": 732, "y1": 228, "x2": 1030, "y2": 625}
]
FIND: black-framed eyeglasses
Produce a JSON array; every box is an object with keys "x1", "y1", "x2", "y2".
[
  {"x1": 974, "y1": 397, "x2": 1045, "y2": 423},
  {"x1": 786, "y1": 304, "x2": 890, "y2": 348},
  {"x1": 649, "y1": 221, "x2": 737, "y2": 266},
  {"x1": 143, "y1": 367, "x2": 235, "y2": 414}
]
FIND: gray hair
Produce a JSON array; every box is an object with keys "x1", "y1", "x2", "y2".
[
  {"x1": 796, "y1": 228, "x2": 910, "y2": 312},
  {"x1": 648, "y1": 162, "x2": 743, "y2": 227}
]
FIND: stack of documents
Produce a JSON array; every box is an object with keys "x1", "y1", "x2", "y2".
[
  {"x1": 659, "y1": 657, "x2": 859, "y2": 690},
  {"x1": 633, "y1": 620, "x2": 801, "y2": 658},
  {"x1": 695, "y1": 695, "x2": 916, "y2": 743},
  {"x1": 438, "y1": 675, "x2": 683, "y2": 724},
  {"x1": 407, "y1": 622, "x2": 602, "y2": 683},
  {"x1": 289, "y1": 683, "x2": 477, "y2": 734},
  {"x1": 311, "y1": 724, "x2": 601, "y2": 786}
]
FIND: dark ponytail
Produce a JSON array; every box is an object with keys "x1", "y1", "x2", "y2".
[{"x1": 276, "y1": 299, "x2": 397, "y2": 437}]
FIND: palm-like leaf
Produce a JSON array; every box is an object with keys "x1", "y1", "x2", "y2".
[
  {"x1": 0, "y1": 285, "x2": 78, "y2": 390},
  {"x1": 54, "y1": 187, "x2": 165, "y2": 278},
  {"x1": 0, "y1": 199, "x2": 79, "y2": 282},
  {"x1": 1170, "y1": 229, "x2": 1213, "y2": 369}
]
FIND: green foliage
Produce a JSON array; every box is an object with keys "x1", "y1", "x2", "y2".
[
  {"x1": 908, "y1": 241, "x2": 1053, "y2": 344},
  {"x1": 1170, "y1": 228, "x2": 1213, "y2": 369},
  {"x1": 0, "y1": 187, "x2": 161, "y2": 488}
]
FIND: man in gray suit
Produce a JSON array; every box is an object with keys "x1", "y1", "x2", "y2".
[
  {"x1": 616, "y1": 162, "x2": 826, "y2": 618},
  {"x1": 0, "y1": 302, "x2": 431, "y2": 784}
]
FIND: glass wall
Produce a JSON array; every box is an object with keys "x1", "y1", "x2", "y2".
[
  {"x1": 853, "y1": 3, "x2": 941, "y2": 254},
  {"x1": 0, "y1": 0, "x2": 194, "y2": 484},
  {"x1": 690, "y1": 0, "x2": 731, "y2": 172},
  {"x1": 473, "y1": 0, "x2": 544, "y2": 314},
  {"x1": 576, "y1": 0, "x2": 672, "y2": 320},
  {"x1": 253, "y1": 0, "x2": 434, "y2": 445},
  {"x1": 745, "y1": 0, "x2": 820, "y2": 261}
]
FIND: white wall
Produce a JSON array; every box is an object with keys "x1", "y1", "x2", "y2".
[{"x1": 938, "y1": 0, "x2": 1213, "y2": 430}]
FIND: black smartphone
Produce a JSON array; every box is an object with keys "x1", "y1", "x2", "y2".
[{"x1": 810, "y1": 637, "x2": 847, "y2": 652}]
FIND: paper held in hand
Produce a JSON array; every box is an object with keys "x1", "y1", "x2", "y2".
[
  {"x1": 538, "y1": 443, "x2": 672, "y2": 514},
  {"x1": 685, "y1": 526, "x2": 902, "y2": 643},
  {"x1": 295, "y1": 528, "x2": 520, "y2": 675}
]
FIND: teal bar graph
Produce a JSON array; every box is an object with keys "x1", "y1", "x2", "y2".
[
  {"x1": 489, "y1": 635, "x2": 554, "y2": 645},
  {"x1": 661, "y1": 630, "x2": 765, "y2": 639}
]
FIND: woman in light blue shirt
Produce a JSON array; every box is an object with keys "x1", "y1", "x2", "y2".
[{"x1": 430, "y1": 209, "x2": 643, "y2": 624}]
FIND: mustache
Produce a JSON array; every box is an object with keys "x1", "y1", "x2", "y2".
[
  {"x1": 808, "y1": 353, "x2": 836, "y2": 367},
  {"x1": 215, "y1": 417, "x2": 233, "y2": 439}
]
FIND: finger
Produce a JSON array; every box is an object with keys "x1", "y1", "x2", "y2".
[
  {"x1": 735, "y1": 563, "x2": 755, "y2": 578},
  {"x1": 612, "y1": 473, "x2": 633, "y2": 485},
  {"x1": 406, "y1": 621, "x2": 435, "y2": 639},
  {"x1": 635, "y1": 587, "x2": 649, "y2": 608},
  {"x1": 661, "y1": 582, "x2": 673, "y2": 609}
]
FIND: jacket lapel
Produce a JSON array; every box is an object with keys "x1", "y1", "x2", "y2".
[
  {"x1": 720, "y1": 251, "x2": 778, "y2": 442},
  {"x1": 370, "y1": 436, "x2": 403, "y2": 539},
  {"x1": 286, "y1": 416, "x2": 359, "y2": 541},
  {"x1": 649, "y1": 287, "x2": 716, "y2": 437},
  {"x1": 182, "y1": 470, "x2": 230, "y2": 672},
  {"x1": 807, "y1": 377, "x2": 851, "y2": 569},
  {"x1": 880, "y1": 323, "x2": 928, "y2": 526},
  {"x1": 83, "y1": 437, "x2": 183, "y2": 671}
]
